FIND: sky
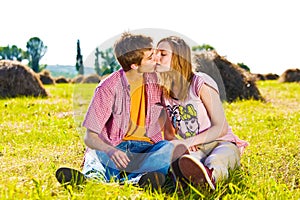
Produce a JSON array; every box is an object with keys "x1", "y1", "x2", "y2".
[{"x1": 1, "y1": 0, "x2": 299, "y2": 75}]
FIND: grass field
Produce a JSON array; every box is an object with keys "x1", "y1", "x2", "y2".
[{"x1": 0, "y1": 80, "x2": 299, "y2": 199}]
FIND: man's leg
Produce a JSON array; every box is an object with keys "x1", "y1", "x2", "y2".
[
  {"x1": 56, "y1": 167, "x2": 86, "y2": 187},
  {"x1": 82, "y1": 148, "x2": 122, "y2": 182},
  {"x1": 129, "y1": 140, "x2": 174, "y2": 175},
  {"x1": 82, "y1": 149, "x2": 107, "y2": 181},
  {"x1": 119, "y1": 140, "x2": 174, "y2": 190},
  {"x1": 134, "y1": 140, "x2": 174, "y2": 190}
]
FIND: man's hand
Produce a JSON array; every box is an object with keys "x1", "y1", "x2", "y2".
[
  {"x1": 84, "y1": 130, "x2": 131, "y2": 170},
  {"x1": 107, "y1": 148, "x2": 130, "y2": 170}
]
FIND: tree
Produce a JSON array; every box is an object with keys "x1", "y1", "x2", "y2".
[
  {"x1": 96, "y1": 47, "x2": 120, "y2": 76},
  {"x1": 26, "y1": 37, "x2": 47, "y2": 72},
  {"x1": 76, "y1": 39, "x2": 84, "y2": 75},
  {"x1": 0, "y1": 45, "x2": 26, "y2": 61},
  {"x1": 192, "y1": 44, "x2": 215, "y2": 52},
  {"x1": 94, "y1": 47, "x2": 101, "y2": 75},
  {"x1": 237, "y1": 62, "x2": 251, "y2": 72},
  {"x1": 10, "y1": 45, "x2": 25, "y2": 61}
]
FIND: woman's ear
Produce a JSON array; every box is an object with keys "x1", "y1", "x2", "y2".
[{"x1": 131, "y1": 64, "x2": 138, "y2": 70}]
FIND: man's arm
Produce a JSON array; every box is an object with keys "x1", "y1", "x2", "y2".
[{"x1": 84, "y1": 129, "x2": 130, "y2": 170}]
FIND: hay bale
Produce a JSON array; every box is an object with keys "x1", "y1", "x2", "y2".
[
  {"x1": 40, "y1": 69, "x2": 51, "y2": 77},
  {"x1": 71, "y1": 75, "x2": 84, "y2": 84},
  {"x1": 0, "y1": 60, "x2": 48, "y2": 98},
  {"x1": 81, "y1": 74, "x2": 101, "y2": 83},
  {"x1": 39, "y1": 69, "x2": 55, "y2": 84},
  {"x1": 264, "y1": 73, "x2": 279, "y2": 80},
  {"x1": 253, "y1": 73, "x2": 266, "y2": 81},
  {"x1": 193, "y1": 50, "x2": 264, "y2": 102},
  {"x1": 55, "y1": 76, "x2": 70, "y2": 83},
  {"x1": 278, "y1": 68, "x2": 300, "y2": 83}
]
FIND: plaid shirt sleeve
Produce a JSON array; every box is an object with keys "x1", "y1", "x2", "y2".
[{"x1": 82, "y1": 83, "x2": 114, "y2": 135}]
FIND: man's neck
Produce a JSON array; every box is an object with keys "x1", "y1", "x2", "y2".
[{"x1": 125, "y1": 70, "x2": 144, "y2": 85}]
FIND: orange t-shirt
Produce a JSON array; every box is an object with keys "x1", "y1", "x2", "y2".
[{"x1": 123, "y1": 83, "x2": 152, "y2": 143}]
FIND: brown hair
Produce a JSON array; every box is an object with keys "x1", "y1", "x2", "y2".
[
  {"x1": 114, "y1": 32, "x2": 153, "y2": 72},
  {"x1": 157, "y1": 36, "x2": 194, "y2": 100}
]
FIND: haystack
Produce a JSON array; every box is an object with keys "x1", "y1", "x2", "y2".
[
  {"x1": 0, "y1": 60, "x2": 48, "y2": 98},
  {"x1": 81, "y1": 74, "x2": 101, "y2": 83},
  {"x1": 264, "y1": 73, "x2": 279, "y2": 80},
  {"x1": 253, "y1": 73, "x2": 266, "y2": 81},
  {"x1": 278, "y1": 68, "x2": 300, "y2": 83},
  {"x1": 71, "y1": 75, "x2": 84, "y2": 84},
  {"x1": 193, "y1": 51, "x2": 264, "y2": 102},
  {"x1": 55, "y1": 76, "x2": 70, "y2": 83},
  {"x1": 39, "y1": 69, "x2": 55, "y2": 84},
  {"x1": 253, "y1": 73, "x2": 279, "y2": 81}
]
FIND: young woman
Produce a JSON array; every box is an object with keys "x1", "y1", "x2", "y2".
[{"x1": 155, "y1": 36, "x2": 249, "y2": 190}]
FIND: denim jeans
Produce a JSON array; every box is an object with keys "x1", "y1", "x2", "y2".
[{"x1": 82, "y1": 140, "x2": 174, "y2": 182}]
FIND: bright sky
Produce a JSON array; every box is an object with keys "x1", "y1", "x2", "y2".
[{"x1": 1, "y1": 0, "x2": 299, "y2": 75}]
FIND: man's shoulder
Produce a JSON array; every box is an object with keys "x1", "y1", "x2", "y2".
[{"x1": 100, "y1": 70, "x2": 124, "y2": 87}]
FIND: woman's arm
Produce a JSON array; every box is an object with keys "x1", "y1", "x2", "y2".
[
  {"x1": 159, "y1": 108, "x2": 177, "y2": 141},
  {"x1": 184, "y1": 84, "x2": 228, "y2": 147}
]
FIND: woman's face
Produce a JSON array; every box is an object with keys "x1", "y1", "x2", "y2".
[{"x1": 155, "y1": 41, "x2": 172, "y2": 72}]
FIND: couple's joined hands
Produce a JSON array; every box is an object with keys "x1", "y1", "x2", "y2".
[{"x1": 170, "y1": 139, "x2": 198, "y2": 152}]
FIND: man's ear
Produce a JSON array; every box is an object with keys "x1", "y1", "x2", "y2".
[{"x1": 131, "y1": 64, "x2": 138, "y2": 70}]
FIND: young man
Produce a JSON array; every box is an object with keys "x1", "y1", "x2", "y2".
[{"x1": 56, "y1": 32, "x2": 174, "y2": 190}]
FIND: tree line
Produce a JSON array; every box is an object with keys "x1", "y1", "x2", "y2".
[
  {"x1": 1, "y1": 38, "x2": 250, "y2": 76},
  {"x1": 0, "y1": 37, "x2": 121, "y2": 76},
  {"x1": 0, "y1": 37, "x2": 47, "y2": 73}
]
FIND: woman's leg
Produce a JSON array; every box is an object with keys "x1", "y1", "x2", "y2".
[{"x1": 204, "y1": 141, "x2": 241, "y2": 182}]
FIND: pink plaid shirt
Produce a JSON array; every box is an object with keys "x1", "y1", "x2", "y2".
[{"x1": 82, "y1": 69, "x2": 163, "y2": 146}]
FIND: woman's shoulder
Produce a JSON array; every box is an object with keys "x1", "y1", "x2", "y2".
[
  {"x1": 193, "y1": 72, "x2": 215, "y2": 83},
  {"x1": 193, "y1": 72, "x2": 219, "y2": 92}
]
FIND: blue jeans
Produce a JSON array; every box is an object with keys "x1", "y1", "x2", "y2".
[{"x1": 83, "y1": 140, "x2": 174, "y2": 182}]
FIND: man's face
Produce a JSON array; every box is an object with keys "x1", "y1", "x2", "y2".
[{"x1": 137, "y1": 49, "x2": 156, "y2": 73}]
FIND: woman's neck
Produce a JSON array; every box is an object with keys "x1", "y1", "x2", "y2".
[{"x1": 170, "y1": 81, "x2": 181, "y2": 100}]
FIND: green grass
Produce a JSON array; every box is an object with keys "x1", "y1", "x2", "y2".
[{"x1": 0, "y1": 80, "x2": 299, "y2": 199}]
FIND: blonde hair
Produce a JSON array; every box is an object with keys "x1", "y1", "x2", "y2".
[{"x1": 157, "y1": 36, "x2": 194, "y2": 100}]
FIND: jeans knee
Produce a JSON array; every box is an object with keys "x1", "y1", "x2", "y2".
[
  {"x1": 154, "y1": 140, "x2": 173, "y2": 150},
  {"x1": 161, "y1": 140, "x2": 174, "y2": 147},
  {"x1": 157, "y1": 140, "x2": 170, "y2": 145},
  {"x1": 161, "y1": 141, "x2": 175, "y2": 154}
]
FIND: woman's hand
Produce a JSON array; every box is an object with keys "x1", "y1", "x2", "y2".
[
  {"x1": 189, "y1": 145, "x2": 198, "y2": 152},
  {"x1": 171, "y1": 139, "x2": 198, "y2": 152}
]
